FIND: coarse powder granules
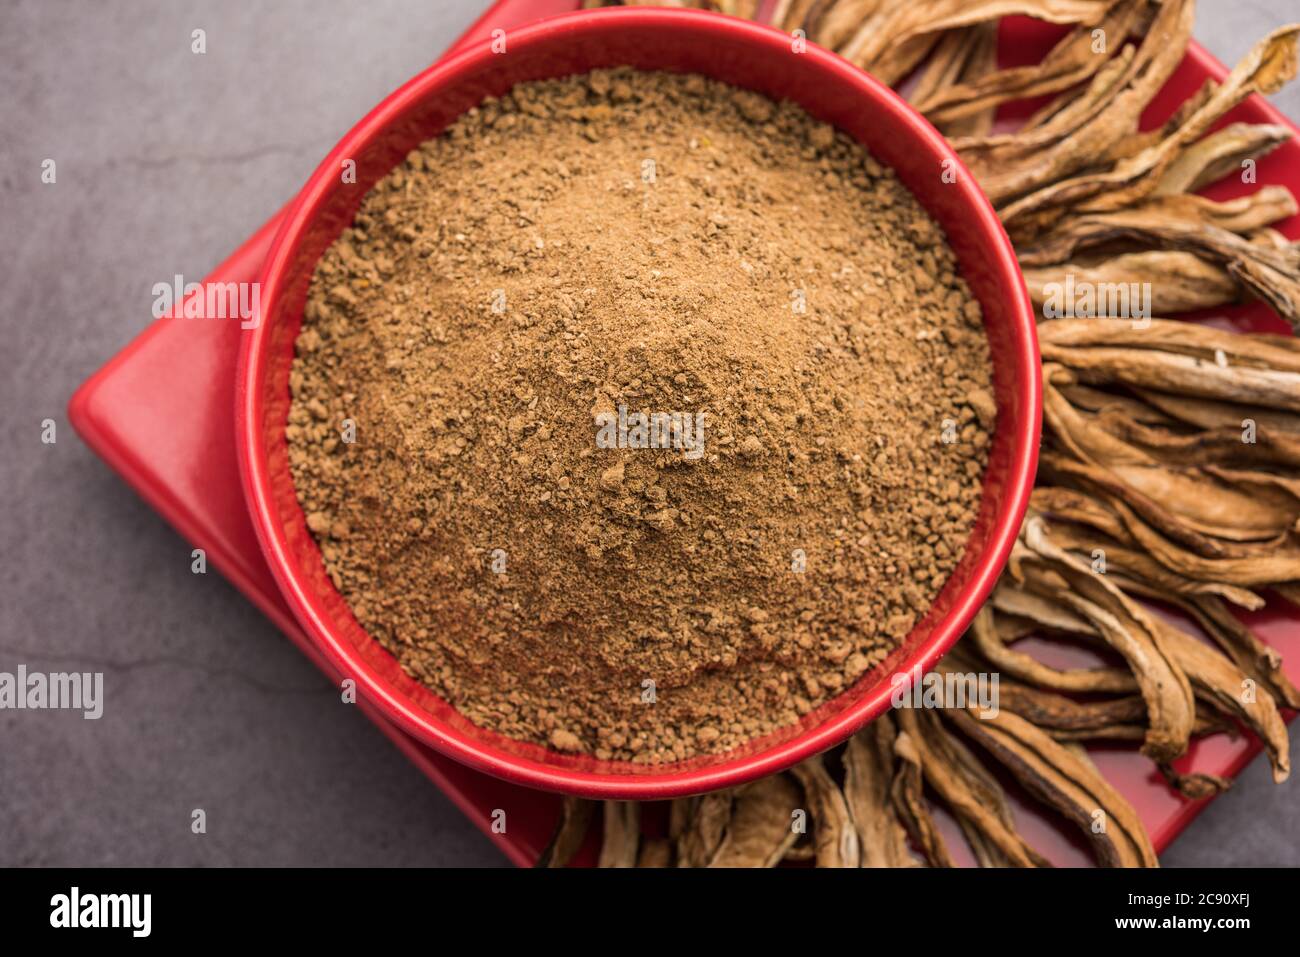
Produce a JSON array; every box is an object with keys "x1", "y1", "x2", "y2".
[{"x1": 287, "y1": 69, "x2": 994, "y2": 763}]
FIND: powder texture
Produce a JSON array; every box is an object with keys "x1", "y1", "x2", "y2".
[{"x1": 287, "y1": 69, "x2": 994, "y2": 763}]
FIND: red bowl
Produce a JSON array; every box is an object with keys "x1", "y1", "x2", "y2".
[{"x1": 237, "y1": 7, "x2": 1040, "y2": 798}]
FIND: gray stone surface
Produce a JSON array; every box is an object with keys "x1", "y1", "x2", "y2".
[{"x1": 0, "y1": 0, "x2": 1296, "y2": 867}]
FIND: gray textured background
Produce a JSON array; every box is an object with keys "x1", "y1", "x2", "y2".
[{"x1": 1, "y1": 0, "x2": 1297, "y2": 867}]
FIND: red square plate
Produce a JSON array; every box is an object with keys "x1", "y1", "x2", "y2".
[{"x1": 69, "y1": 2, "x2": 1300, "y2": 867}]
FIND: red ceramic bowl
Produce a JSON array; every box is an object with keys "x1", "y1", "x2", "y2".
[{"x1": 237, "y1": 7, "x2": 1040, "y2": 798}]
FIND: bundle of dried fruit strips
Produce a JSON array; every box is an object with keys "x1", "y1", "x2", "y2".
[{"x1": 566, "y1": 0, "x2": 1300, "y2": 868}]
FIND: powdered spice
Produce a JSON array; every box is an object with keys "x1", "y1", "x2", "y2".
[{"x1": 287, "y1": 69, "x2": 994, "y2": 763}]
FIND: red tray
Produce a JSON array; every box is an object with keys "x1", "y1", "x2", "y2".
[{"x1": 69, "y1": 2, "x2": 1300, "y2": 867}]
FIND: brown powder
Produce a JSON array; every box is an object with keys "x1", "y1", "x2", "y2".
[{"x1": 287, "y1": 69, "x2": 994, "y2": 763}]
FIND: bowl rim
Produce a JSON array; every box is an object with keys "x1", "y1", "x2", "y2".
[{"x1": 236, "y1": 6, "x2": 1041, "y2": 798}]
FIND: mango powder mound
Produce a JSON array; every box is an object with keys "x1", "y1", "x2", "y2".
[{"x1": 287, "y1": 69, "x2": 994, "y2": 763}]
